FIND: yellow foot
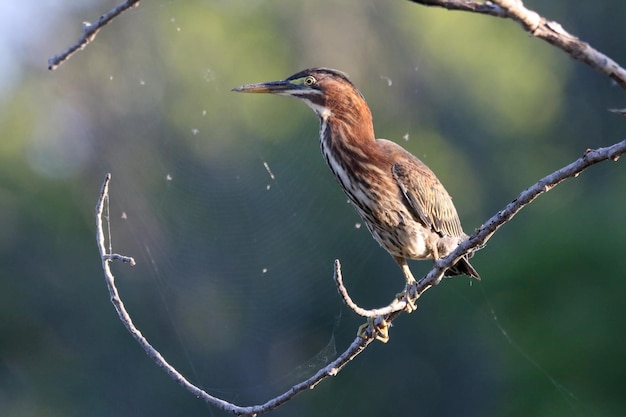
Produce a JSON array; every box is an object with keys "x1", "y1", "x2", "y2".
[
  {"x1": 357, "y1": 317, "x2": 389, "y2": 343},
  {"x1": 395, "y1": 288, "x2": 417, "y2": 313}
]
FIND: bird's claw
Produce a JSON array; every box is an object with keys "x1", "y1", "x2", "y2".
[
  {"x1": 395, "y1": 287, "x2": 418, "y2": 313},
  {"x1": 358, "y1": 316, "x2": 390, "y2": 343}
]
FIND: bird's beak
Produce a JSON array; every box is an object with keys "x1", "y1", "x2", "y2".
[{"x1": 232, "y1": 79, "x2": 295, "y2": 95}]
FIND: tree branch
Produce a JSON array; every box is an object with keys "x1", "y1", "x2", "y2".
[
  {"x1": 48, "y1": 0, "x2": 140, "y2": 70},
  {"x1": 408, "y1": 0, "x2": 626, "y2": 91},
  {"x1": 95, "y1": 140, "x2": 624, "y2": 414}
]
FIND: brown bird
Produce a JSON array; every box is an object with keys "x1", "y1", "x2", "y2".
[{"x1": 233, "y1": 68, "x2": 479, "y2": 296}]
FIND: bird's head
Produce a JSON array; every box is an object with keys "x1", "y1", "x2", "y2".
[{"x1": 232, "y1": 67, "x2": 367, "y2": 121}]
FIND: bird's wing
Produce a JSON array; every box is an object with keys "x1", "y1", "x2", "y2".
[{"x1": 391, "y1": 158, "x2": 464, "y2": 238}]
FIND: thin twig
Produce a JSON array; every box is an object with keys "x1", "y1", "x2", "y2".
[
  {"x1": 48, "y1": 0, "x2": 141, "y2": 70},
  {"x1": 333, "y1": 259, "x2": 406, "y2": 317}
]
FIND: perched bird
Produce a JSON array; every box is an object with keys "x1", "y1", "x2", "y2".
[{"x1": 233, "y1": 68, "x2": 479, "y2": 294}]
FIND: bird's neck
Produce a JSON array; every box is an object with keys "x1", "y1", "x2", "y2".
[
  {"x1": 316, "y1": 98, "x2": 380, "y2": 195},
  {"x1": 318, "y1": 97, "x2": 376, "y2": 153}
]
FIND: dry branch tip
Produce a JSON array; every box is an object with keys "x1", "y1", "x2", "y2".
[{"x1": 48, "y1": 0, "x2": 141, "y2": 70}]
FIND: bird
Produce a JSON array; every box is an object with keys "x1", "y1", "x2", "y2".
[{"x1": 233, "y1": 68, "x2": 479, "y2": 302}]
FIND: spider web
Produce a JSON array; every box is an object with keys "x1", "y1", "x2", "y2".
[{"x1": 102, "y1": 103, "x2": 386, "y2": 402}]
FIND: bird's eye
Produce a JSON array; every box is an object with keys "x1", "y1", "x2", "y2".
[{"x1": 303, "y1": 76, "x2": 316, "y2": 86}]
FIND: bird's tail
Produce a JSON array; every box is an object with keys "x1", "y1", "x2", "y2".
[{"x1": 445, "y1": 255, "x2": 480, "y2": 280}]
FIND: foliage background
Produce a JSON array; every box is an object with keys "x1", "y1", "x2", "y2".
[{"x1": 1, "y1": 1, "x2": 625, "y2": 416}]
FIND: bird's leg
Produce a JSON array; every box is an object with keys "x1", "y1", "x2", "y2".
[
  {"x1": 394, "y1": 257, "x2": 418, "y2": 313},
  {"x1": 357, "y1": 316, "x2": 390, "y2": 343}
]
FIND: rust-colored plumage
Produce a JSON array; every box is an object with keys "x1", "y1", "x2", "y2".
[{"x1": 233, "y1": 68, "x2": 479, "y2": 286}]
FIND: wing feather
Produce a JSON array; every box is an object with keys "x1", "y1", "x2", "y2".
[{"x1": 391, "y1": 159, "x2": 464, "y2": 238}]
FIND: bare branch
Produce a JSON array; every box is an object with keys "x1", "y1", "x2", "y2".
[
  {"x1": 94, "y1": 140, "x2": 624, "y2": 415},
  {"x1": 492, "y1": 0, "x2": 626, "y2": 90},
  {"x1": 408, "y1": 0, "x2": 626, "y2": 90},
  {"x1": 48, "y1": 0, "x2": 140, "y2": 70}
]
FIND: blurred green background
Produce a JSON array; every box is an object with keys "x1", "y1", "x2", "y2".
[{"x1": 1, "y1": 1, "x2": 625, "y2": 416}]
